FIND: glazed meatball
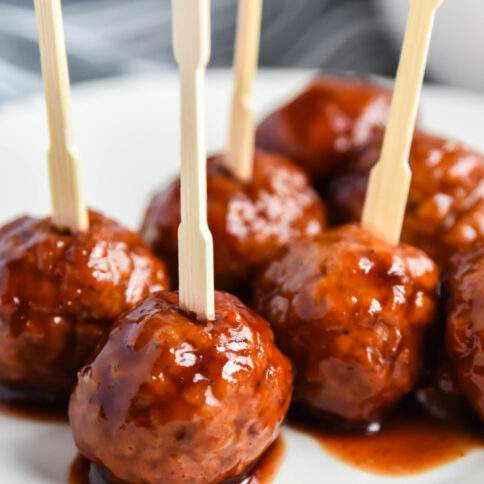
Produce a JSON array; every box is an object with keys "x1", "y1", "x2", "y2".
[
  {"x1": 256, "y1": 75, "x2": 391, "y2": 185},
  {"x1": 69, "y1": 290, "x2": 293, "y2": 484},
  {"x1": 328, "y1": 132, "x2": 484, "y2": 266},
  {"x1": 141, "y1": 149, "x2": 326, "y2": 295},
  {"x1": 0, "y1": 210, "x2": 169, "y2": 403},
  {"x1": 446, "y1": 242, "x2": 484, "y2": 422},
  {"x1": 253, "y1": 224, "x2": 439, "y2": 425}
]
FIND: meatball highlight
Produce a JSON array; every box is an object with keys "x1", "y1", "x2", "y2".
[
  {"x1": 0, "y1": 210, "x2": 170, "y2": 403},
  {"x1": 141, "y1": 150, "x2": 326, "y2": 294},
  {"x1": 256, "y1": 74, "x2": 391, "y2": 185},
  {"x1": 446, "y1": 242, "x2": 484, "y2": 422},
  {"x1": 69, "y1": 290, "x2": 293, "y2": 484},
  {"x1": 254, "y1": 224, "x2": 439, "y2": 425}
]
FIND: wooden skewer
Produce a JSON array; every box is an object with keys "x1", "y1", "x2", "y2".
[
  {"x1": 226, "y1": 0, "x2": 263, "y2": 181},
  {"x1": 172, "y1": 0, "x2": 215, "y2": 320},
  {"x1": 34, "y1": 0, "x2": 88, "y2": 233},
  {"x1": 361, "y1": 0, "x2": 443, "y2": 244}
]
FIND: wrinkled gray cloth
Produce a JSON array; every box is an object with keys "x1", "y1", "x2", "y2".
[{"x1": 0, "y1": 0, "x2": 397, "y2": 103}]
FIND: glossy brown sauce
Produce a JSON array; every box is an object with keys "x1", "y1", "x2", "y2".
[
  {"x1": 0, "y1": 384, "x2": 67, "y2": 422},
  {"x1": 290, "y1": 403, "x2": 484, "y2": 476},
  {"x1": 69, "y1": 438, "x2": 285, "y2": 484}
]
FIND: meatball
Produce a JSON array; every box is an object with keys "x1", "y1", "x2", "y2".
[
  {"x1": 141, "y1": 149, "x2": 326, "y2": 295},
  {"x1": 253, "y1": 224, "x2": 439, "y2": 425},
  {"x1": 256, "y1": 74, "x2": 391, "y2": 185},
  {"x1": 69, "y1": 290, "x2": 293, "y2": 484},
  {"x1": 446, "y1": 242, "x2": 484, "y2": 422},
  {"x1": 329, "y1": 132, "x2": 484, "y2": 266},
  {"x1": 0, "y1": 210, "x2": 169, "y2": 403}
]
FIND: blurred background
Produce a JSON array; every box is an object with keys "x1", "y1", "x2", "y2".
[{"x1": 0, "y1": 0, "x2": 482, "y2": 104}]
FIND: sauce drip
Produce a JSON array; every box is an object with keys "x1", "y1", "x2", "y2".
[
  {"x1": 290, "y1": 403, "x2": 484, "y2": 476},
  {"x1": 232, "y1": 438, "x2": 286, "y2": 484},
  {"x1": 69, "y1": 438, "x2": 286, "y2": 484},
  {"x1": 69, "y1": 455, "x2": 91, "y2": 484},
  {"x1": 0, "y1": 384, "x2": 67, "y2": 422}
]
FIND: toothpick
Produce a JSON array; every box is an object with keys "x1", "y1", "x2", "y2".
[
  {"x1": 172, "y1": 0, "x2": 215, "y2": 320},
  {"x1": 226, "y1": 0, "x2": 263, "y2": 181},
  {"x1": 361, "y1": 0, "x2": 442, "y2": 244},
  {"x1": 34, "y1": 0, "x2": 88, "y2": 232}
]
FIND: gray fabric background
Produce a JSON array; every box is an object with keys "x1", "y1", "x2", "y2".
[{"x1": 0, "y1": 0, "x2": 398, "y2": 103}]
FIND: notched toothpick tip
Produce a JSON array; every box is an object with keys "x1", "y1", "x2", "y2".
[
  {"x1": 361, "y1": 0, "x2": 440, "y2": 244},
  {"x1": 173, "y1": 0, "x2": 215, "y2": 321},
  {"x1": 35, "y1": 0, "x2": 88, "y2": 233}
]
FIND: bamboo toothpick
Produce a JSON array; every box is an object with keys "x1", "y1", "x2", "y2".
[
  {"x1": 173, "y1": 0, "x2": 215, "y2": 320},
  {"x1": 361, "y1": 0, "x2": 442, "y2": 244},
  {"x1": 34, "y1": 0, "x2": 88, "y2": 232},
  {"x1": 226, "y1": 0, "x2": 263, "y2": 181}
]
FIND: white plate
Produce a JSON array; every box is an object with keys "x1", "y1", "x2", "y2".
[{"x1": 0, "y1": 69, "x2": 483, "y2": 484}]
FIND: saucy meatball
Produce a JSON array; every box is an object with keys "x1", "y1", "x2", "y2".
[
  {"x1": 256, "y1": 74, "x2": 391, "y2": 185},
  {"x1": 69, "y1": 290, "x2": 293, "y2": 484},
  {"x1": 141, "y1": 149, "x2": 326, "y2": 295},
  {"x1": 446, "y1": 242, "x2": 484, "y2": 422},
  {"x1": 0, "y1": 210, "x2": 169, "y2": 403},
  {"x1": 253, "y1": 224, "x2": 439, "y2": 426},
  {"x1": 328, "y1": 132, "x2": 484, "y2": 266}
]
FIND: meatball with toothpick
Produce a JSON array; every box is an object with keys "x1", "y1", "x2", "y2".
[
  {"x1": 254, "y1": 224, "x2": 439, "y2": 427},
  {"x1": 69, "y1": 290, "x2": 293, "y2": 483},
  {"x1": 0, "y1": 210, "x2": 170, "y2": 405}
]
